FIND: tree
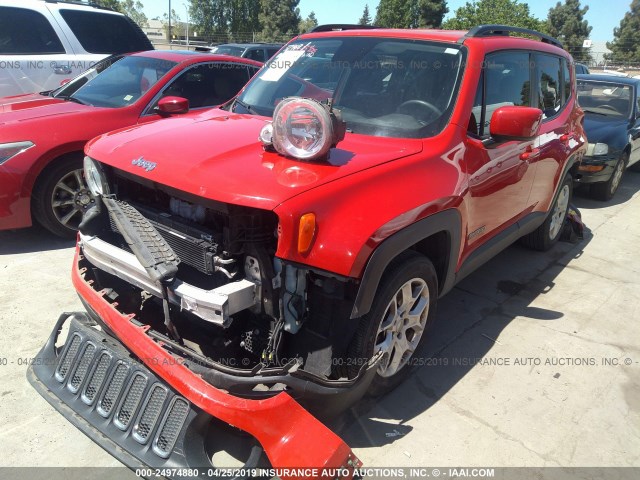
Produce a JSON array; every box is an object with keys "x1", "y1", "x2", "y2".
[
  {"x1": 120, "y1": 0, "x2": 148, "y2": 28},
  {"x1": 376, "y1": 0, "x2": 448, "y2": 29},
  {"x1": 443, "y1": 0, "x2": 545, "y2": 32},
  {"x1": 606, "y1": 0, "x2": 640, "y2": 64},
  {"x1": 228, "y1": 0, "x2": 261, "y2": 39},
  {"x1": 359, "y1": 4, "x2": 372, "y2": 26},
  {"x1": 299, "y1": 11, "x2": 318, "y2": 34},
  {"x1": 413, "y1": 0, "x2": 449, "y2": 28},
  {"x1": 546, "y1": 0, "x2": 592, "y2": 62},
  {"x1": 94, "y1": 0, "x2": 123, "y2": 12},
  {"x1": 375, "y1": 0, "x2": 411, "y2": 28},
  {"x1": 258, "y1": 0, "x2": 301, "y2": 42},
  {"x1": 162, "y1": 9, "x2": 181, "y2": 40}
]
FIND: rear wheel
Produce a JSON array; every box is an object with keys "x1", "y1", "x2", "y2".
[
  {"x1": 521, "y1": 173, "x2": 572, "y2": 251},
  {"x1": 32, "y1": 155, "x2": 92, "y2": 238},
  {"x1": 346, "y1": 251, "x2": 438, "y2": 396},
  {"x1": 591, "y1": 153, "x2": 626, "y2": 201}
]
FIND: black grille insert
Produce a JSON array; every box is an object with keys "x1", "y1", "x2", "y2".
[
  {"x1": 97, "y1": 361, "x2": 129, "y2": 418},
  {"x1": 114, "y1": 372, "x2": 148, "y2": 430},
  {"x1": 154, "y1": 397, "x2": 190, "y2": 458},
  {"x1": 81, "y1": 351, "x2": 112, "y2": 405},
  {"x1": 133, "y1": 384, "x2": 168, "y2": 444}
]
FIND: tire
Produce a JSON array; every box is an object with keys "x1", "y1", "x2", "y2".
[
  {"x1": 346, "y1": 251, "x2": 438, "y2": 396},
  {"x1": 521, "y1": 173, "x2": 572, "y2": 251},
  {"x1": 590, "y1": 153, "x2": 626, "y2": 201},
  {"x1": 32, "y1": 155, "x2": 92, "y2": 238}
]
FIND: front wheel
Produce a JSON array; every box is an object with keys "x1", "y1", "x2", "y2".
[
  {"x1": 521, "y1": 173, "x2": 572, "y2": 251},
  {"x1": 346, "y1": 251, "x2": 438, "y2": 396},
  {"x1": 32, "y1": 155, "x2": 93, "y2": 238},
  {"x1": 591, "y1": 153, "x2": 626, "y2": 201}
]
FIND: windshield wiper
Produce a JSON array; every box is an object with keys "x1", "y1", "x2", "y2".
[
  {"x1": 57, "y1": 95, "x2": 90, "y2": 106},
  {"x1": 233, "y1": 98, "x2": 257, "y2": 115}
]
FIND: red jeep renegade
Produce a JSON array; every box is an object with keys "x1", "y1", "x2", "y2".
[{"x1": 30, "y1": 25, "x2": 586, "y2": 478}]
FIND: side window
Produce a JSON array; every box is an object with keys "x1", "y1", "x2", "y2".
[
  {"x1": 245, "y1": 48, "x2": 266, "y2": 62},
  {"x1": 0, "y1": 7, "x2": 65, "y2": 54},
  {"x1": 536, "y1": 54, "x2": 562, "y2": 118},
  {"x1": 156, "y1": 63, "x2": 251, "y2": 110},
  {"x1": 475, "y1": 51, "x2": 531, "y2": 136},
  {"x1": 59, "y1": 10, "x2": 152, "y2": 54}
]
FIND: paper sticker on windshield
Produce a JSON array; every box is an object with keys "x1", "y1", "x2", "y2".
[
  {"x1": 124, "y1": 94, "x2": 133, "y2": 101},
  {"x1": 261, "y1": 49, "x2": 305, "y2": 82}
]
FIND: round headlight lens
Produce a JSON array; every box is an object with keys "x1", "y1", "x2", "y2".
[
  {"x1": 271, "y1": 98, "x2": 333, "y2": 161},
  {"x1": 83, "y1": 156, "x2": 109, "y2": 196}
]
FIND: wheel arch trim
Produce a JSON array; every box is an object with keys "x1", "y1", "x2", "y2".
[{"x1": 350, "y1": 209, "x2": 462, "y2": 319}]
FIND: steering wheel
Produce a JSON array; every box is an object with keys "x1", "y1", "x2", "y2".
[{"x1": 397, "y1": 100, "x2": 442, "y2": 119}]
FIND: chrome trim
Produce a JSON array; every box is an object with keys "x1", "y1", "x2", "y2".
[{"x1": 79, "y1": 233, "x2": 257, "y2": 326}]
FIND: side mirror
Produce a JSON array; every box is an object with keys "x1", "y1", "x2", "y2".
[
  {"x1": 490, "y1": 106, "x2": 543, "y2": 141},
  {"x1": 157, "y1": 96, "x2": 189, "y2": 115}
]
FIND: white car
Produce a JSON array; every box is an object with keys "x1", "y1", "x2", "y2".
[{"x1": 0, "y1": 0, "x2": 153, "y2": 97}]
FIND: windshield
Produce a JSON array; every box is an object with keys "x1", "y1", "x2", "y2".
[
  {"x1": 577, "y1": 80, "x2": 633, "y2": 118},
  {"x1": 55, "y1": 56, "x2": 177, "y2": 108},
  {"x1": 232, "y1": 37, "x2": 465, "y2": 139}
]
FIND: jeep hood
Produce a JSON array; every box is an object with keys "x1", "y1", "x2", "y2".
[{"x1": 85, "y1": 111, "x2": 423, "y2": 210}]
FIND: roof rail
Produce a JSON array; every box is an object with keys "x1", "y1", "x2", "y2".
[
  {"x1": 311, "y1": 24, "x2": 380, "y2": 33},
  {"x1": 458, "y1": 24, "x2": 563, "y2": 48},
  {"x1": 44, "y1": 0, "x2": 114, "y2": 11}
]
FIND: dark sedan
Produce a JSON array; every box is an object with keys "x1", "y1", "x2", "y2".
[{"x1": 576, "y1": 74, "x2": 640, "y2": 200}]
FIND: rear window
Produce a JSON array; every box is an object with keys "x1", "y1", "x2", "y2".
[
  {"x1": 0, "y1": 7, "x2": 64, "y2": 54},
  {"x1": 59, "y1": 9, "x2": 152, "y2": 54}
]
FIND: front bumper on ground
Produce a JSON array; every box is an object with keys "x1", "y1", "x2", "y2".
[
  {"x1": 574, "y1": 155, "x2": 618, "y2": 184},
  {"x1": 28, "y1": 312, "x2": 264, "y2": 475},
  {"x1": 31, "y1": 244, "x2": 363, "y2": 478}
]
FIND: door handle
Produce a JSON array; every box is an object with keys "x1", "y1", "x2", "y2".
[
  {"x1": 520, "y1": 147, "x2": 540, "y2": 161},
  {"x1": 54, "y1": 66, "x2": 72, "y2": 75}
]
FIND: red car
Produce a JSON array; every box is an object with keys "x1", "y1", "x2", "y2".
[
  {"x1": 30, "y1": 26, "x2": 586, "y2": 477},
  {"x1": 0, "y1": 50, "x2": 261, "y2": 236}
]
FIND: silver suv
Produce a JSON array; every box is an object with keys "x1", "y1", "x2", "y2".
[{"x1": 0, "y1": 0, "x2": 153, "y2": 97}]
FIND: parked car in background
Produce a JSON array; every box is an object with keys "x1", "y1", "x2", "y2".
[
  {"x1": 29, "y1": 24, "x2": 585, "y2": 475},
  {"x1": 0, "y1": 51, "x2": 261, "y2": 236},
  {"x1": 206, "y1": 43, "x2": 283, "y2": 62},
  {"x1": 0, "y1": 0, "x2": 153, "y2": 97},
  {"x1": 576, "y1": 74, "x2": 640, "y2": 200},
  {"x1": 575, "y1": 63, "x2": 590, "y2": 74}
]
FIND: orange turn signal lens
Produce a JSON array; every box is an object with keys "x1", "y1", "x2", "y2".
[
  {"x1": 298, "y1": 213, "x2": 316, "y2": 254},
  {"x1": 578, "y1": 165, "x2": 605, "y2": 172}
]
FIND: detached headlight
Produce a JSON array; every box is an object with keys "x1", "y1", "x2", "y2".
[
  {"x1": 0, "y1": 141, "x2": 34, "y2": 165},
  {"x1": 587, "y1": 142, "x2": 609, "y2": 156},
  {"x1": 83, "y1": 156, "x2": 110, "y2": 196},
  {"x1": 260, "y1": 98, "x2": 346, "y2": 161}
]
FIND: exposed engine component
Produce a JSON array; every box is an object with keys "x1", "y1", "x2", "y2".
[{"x1": 170, "y1": 197, "x2": 206, "y2": 223}]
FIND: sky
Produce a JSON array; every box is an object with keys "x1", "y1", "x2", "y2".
[{"x1": 143, "y1": 0, "x2": 632, "y2": 41}]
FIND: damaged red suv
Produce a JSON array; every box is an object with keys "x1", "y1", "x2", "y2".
[{"x1": 30, "y1": 25, "x2": 585, "y2": 477}]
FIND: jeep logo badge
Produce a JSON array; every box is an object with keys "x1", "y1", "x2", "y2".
[{"x1": 131, "y1": 156, "x2": 156, "y2": 172}]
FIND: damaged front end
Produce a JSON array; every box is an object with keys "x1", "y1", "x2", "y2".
[{"x1": 30, "y1": 162, "x2": 378, "y2": 477}]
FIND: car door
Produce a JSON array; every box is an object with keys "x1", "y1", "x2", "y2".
[
  {"x1": 140, "y1": 62, "x2": 258, "y2": 122},
  {"x1": 526, "y1": 54, "x2": 577, "y2": 212},
  {"x1": 0, "y1": 5, "x2": 77, "y2": 97},
  {"x1": 464, "y1": 50, "x2": 537, "y2": 247}
]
